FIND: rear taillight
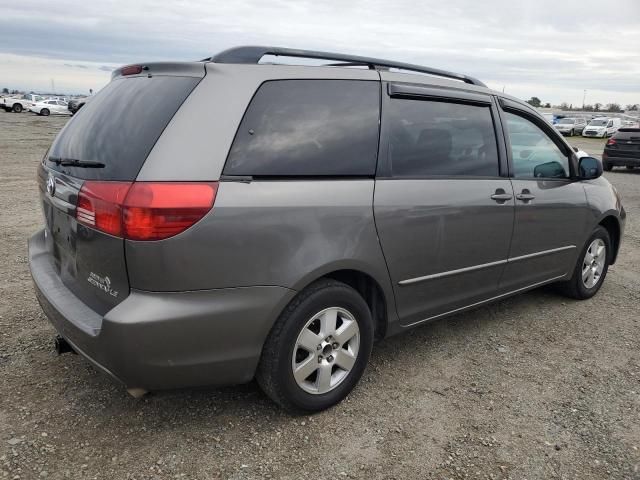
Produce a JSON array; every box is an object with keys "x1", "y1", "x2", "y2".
[
  {"x1": 77, "y1": 182, "x2": 131, "y2": 236},
  {"x1": 123, "y1": 183, "x2": 217, "y2": 240},
  {"x1": 606, "y1": 138, "x2": 616, "y2": 146},
  {"x1": 76, "y1": 182, "x2": 218, "y2": 240}
]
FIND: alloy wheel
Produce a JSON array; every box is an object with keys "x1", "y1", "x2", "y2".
[
  {"x1": 291, "y1": 307, "x2": 360, "y2": 395},
  {"x1": 582, "y1": 238, "x2": 606, "y2": 289}
]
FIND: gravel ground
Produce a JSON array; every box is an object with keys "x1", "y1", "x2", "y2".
[{"x1": 1, "y1": 112, "x2": 639, "y2": 480}]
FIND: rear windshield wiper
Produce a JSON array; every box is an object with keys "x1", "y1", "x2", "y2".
[{"x1": 48, "y1": 156, "x2": 105, "y2": 168}]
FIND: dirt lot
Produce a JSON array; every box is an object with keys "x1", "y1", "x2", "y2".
[{"x1": 1, "y1": 112, "x2": 639, "y2": 480}]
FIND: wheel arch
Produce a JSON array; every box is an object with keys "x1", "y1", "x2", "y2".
[
  {"x1": 598, "y1": 215, "x2": 621, "y2": 264},
  {"x1": 291, "y1": 264, "x2": 397, "y2": 340}
]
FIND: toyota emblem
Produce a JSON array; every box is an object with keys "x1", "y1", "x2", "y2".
[{"x1": 46, "y1": 175, "x2": 56, "y2": 196}]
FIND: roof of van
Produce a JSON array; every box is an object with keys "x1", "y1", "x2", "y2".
[
  {"x1": 113, "y1": 46, "x2": 537, "y2": 116},
  {"x1": 205, "y1": 46, "x2": 488, "y2": 87}
]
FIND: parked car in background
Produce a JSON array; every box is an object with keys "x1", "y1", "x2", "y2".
[
  {"x1": 602, "y1": 127, "x2": 640, "y2": 171},
  {"x1": 2, "y1": 93, "x2": 45, "y2": 113},
  {"x1": 29, "y1": 99, "x2": 72, "y2": 116},
  {"x1": 67, "y1": 97, "x2": 90, "y2": 115},
  {"x1": 583, "y1": 117, "x2": 621, "y2": 138},
  {"x1": 554, "y1": 117, "x2": 587, "y2": 136},
  {"x1": 29, "y1": 46, "x2": 626, "y2": 412}
]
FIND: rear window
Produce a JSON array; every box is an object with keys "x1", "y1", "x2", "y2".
[
  {"x1": 47, "y1": 75, "x2": 200, "y2": 180},
  {"x1": 224, "y1": 80, "x2": 380, "y2": 177}
]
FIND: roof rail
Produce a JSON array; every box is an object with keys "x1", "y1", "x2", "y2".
[{"x1": 205, "y1": 46, "x2": 487, "y2": 87}]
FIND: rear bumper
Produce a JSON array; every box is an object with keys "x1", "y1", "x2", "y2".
[
  {"x1": 603, "y1": 155, "x2": 640, "y2": 166},
  {"x1": 29, "y1": 229, "x2": 296, "y2": 391}
]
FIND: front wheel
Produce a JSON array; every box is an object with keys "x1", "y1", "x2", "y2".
[
  {"x1": 557, "y1": 226, "x2": 611, "y2": 299},
  {"x1": 40, "y1": 108, "x2": 50, "y2": 116},
  {"x1": 256, "y1": 279, "x2": 374, "y2": 412}
]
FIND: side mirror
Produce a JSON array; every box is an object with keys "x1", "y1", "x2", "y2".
[
  {"x1": 533, "y1": 161, "x2": 567, "y2": 178},
  {"x1": 578, "y1": 156, "x2": 603, "y2": 179}
]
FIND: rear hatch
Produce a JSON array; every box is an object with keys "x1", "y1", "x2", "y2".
[
  {"x1": 606, "y1": 128, "x2": 640, "y2": 158},
  {"x1": 38, "y1": 65, "x2": 204, "y2": 315}
]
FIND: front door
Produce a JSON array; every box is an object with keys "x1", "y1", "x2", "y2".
[
  {"x1": 498, "y1": 106, "x2": 590, "y2": 290},
  {"x1": 374, "y1": 86, "x2": 514, "y2": 326}
]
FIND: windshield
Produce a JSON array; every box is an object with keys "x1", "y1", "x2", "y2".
[
  {"x1": 558, "y1": 119, "x2": 575, "y2": 124},
  {"x1": 589, "y1": 119, "x2": 607, "y2": 126}
]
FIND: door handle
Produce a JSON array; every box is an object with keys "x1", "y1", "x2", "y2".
[
  {"x1": 490, "y1": 189, "x2": 513, "y2": 203},
  {"x1": 516, "y1": 189, "x2": 535, "y2": 202}
]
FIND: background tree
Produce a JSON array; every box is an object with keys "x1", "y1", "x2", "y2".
[
  {"x1": 543, "y1": 102, "x2": 551, "y2": 108},
  {"x1": 583, "y1": 104, "x2": 594, "y2": 111},
  {"x1": 526, "y1": 96, "x2": 542, "y2": 107},
  {"x1": 626, "y1": 104, "x2": 638, "y2": 111},
  {"x1": 606, "y1": 103, "x2": 621, "y2": 112},
  {"x1": 560, "y1": 102, "x2": 569, "y2": 111},
  {"x1": 594, "y1": 103, "x2": 602, "y2": 112},
  {"x1": 1, "y1": 87, "x2": 8, "y2": 94}
]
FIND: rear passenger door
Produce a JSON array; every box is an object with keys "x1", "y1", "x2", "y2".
[
  {"x1": 374, "y1": 84, "x2": 514, "y2": 326},
  {"x1": 497, "y1": 101, "x2": 589, "y2": 290}
]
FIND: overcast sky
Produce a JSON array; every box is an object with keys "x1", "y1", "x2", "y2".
[{"x1": 1, "y1": 0, "x2": 639, "y2": 106}]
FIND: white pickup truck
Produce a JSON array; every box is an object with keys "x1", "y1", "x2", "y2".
[{"x1": 1, "y1": 94, "x2": 45, "y2": 113}]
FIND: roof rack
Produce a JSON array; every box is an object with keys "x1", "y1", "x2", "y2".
[{"x1": 205, "y1": 46, "x2": 487, "y2": 87}]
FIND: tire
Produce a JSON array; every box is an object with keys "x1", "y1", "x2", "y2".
[
  {"x1": 626, "y1": 166, "x2": 634, "y2": 170},
  {"x1": 557, "y1": 226, "x2": 611, "y2": 300},
  {"x1": 12, "y1": 103, "x2": 23, "y2": 113},
  {"x1": 603, "y1": 162, "x2": 613, "y2": 172},
  {"x1": 256, "y1": 279, "x2": 374, "y2": 413},
  {"x1": 569, "y1": 129, "x2": 574, "y2": 137},
  {"x1": 40, "y1": 108, "x2": 50, "y2": 116}
]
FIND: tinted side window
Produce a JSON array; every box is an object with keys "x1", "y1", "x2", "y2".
[
  {"x1": 504, "y1": 112, "x2": 569, "y2": 179},
  {"x1": 224, "y1": 80, "x2": 380, "y2": 176},
  {"x1": 386, "y1": 99, "x2": 499, "y2": 177}
]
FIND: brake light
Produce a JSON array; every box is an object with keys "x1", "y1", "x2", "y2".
[
  {"x1": 77, "y1": 182, "x2": 131, "y2": 236},
  {"x1": 76, "y1": 182, "x2": 218, "y2": 240},
  {"x1": 121, "y1": 65, "x2": 143, "y2": 76},
  {"x1": 123, "y1": 183, "x2": 217, "y2": 240},
  {"x1": 606, "y1": 138, "x2": 616, "y2": 146}
]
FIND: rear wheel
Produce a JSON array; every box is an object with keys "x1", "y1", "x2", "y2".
[
  {"x1": 626, "y1": 166, "x2": 635, "y2": 170},
  {"x1": 40, "y1": 108, "x2": 50, "y2": 116},
  {"x1": 12, "y1": 103, "x2": 23, "y2": 113},
  {"x1": 256, "y1": 279, "x2": 374, "y2": 412},
  {"x1": 603, "y1": 161, "x2": 613, "y2": 171},
  {"x1": 569, "y1": 129, "x2": 574, "y2": 137},
  {"x1": 558, "y1": 226, "x2": 611, "y2": 300}
]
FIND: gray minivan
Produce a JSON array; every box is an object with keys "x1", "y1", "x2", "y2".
[{"x1": 29, "y1": 47, "x2": 626, "y2": 412}]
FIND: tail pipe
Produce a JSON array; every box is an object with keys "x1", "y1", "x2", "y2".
[{"x1": 54, "y1": 335, "x2": 75, "y2": 355}]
